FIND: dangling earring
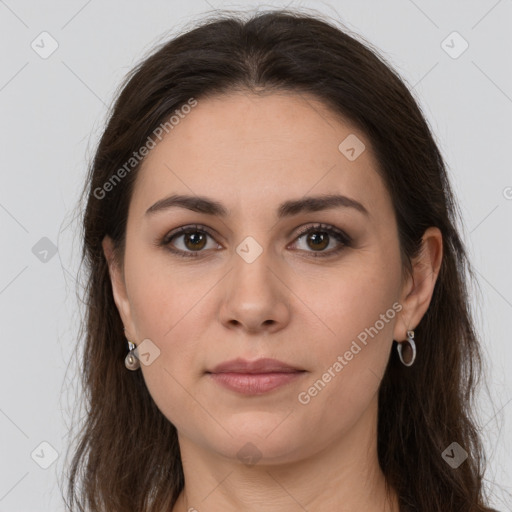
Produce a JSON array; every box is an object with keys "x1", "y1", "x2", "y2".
[
  {"x1": 397, "y1": 329, "x2": 416, "y2": 367},
  {"x1": 125, "y1": 340, "x2": 140, "y2": 371}
]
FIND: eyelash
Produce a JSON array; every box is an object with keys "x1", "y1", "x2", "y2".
[{"x1": 159, "y1": 223, "x2": 352, "y2": 259}]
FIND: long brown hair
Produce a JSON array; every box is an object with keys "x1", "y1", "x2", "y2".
[{"x1": 63, "y1": 8, "x2": 500, "y2": 511}]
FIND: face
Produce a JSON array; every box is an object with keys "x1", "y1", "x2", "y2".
[{"x1": 104, "y1": 91, "x2": 411, "y2": 464}]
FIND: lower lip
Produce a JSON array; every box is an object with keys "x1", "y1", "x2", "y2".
[{"x1": 208, "y1": 371, "x2": 305, "y2": 394}]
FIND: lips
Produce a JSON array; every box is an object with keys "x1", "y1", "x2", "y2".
[
  {"x1": 206, "y1": 357, "x2": 306, "y2": 395},
  {"x1": 207, "y1": 357, "x2": 304, "y2": 374}
]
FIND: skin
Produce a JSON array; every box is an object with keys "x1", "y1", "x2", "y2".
[{"x1": 103, "y1": 91, "x2": 442, "y2": 512}]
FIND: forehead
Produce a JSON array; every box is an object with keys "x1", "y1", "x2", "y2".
[{"x1": 129, "y1": 91, "x2": 389, "y2": 222}]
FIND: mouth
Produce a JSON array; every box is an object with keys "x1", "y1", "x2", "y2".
[{"x1": 206, "y1": 358, "x2": 307, "y2": 395}]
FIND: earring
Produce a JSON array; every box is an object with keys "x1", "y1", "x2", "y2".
[
  {"x1": 397, "y1": 330, "x2": 416, "y2": 367},
  {"x1": 125, "y1": 340, "x2": 140, "y2": 371}
]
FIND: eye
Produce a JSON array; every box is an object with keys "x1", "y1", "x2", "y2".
[
  {"x1": 160, "y1": 224, "x2": 220, "y2": 258},
  {"x1": 290, "y1": 223, "x2": 351, "y2": 257}
]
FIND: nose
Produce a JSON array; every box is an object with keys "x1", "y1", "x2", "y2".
[{"x1": 218, "y1": 248, "x2": 291, "y2": 335}]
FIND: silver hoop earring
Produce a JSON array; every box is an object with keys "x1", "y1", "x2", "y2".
[
  {"x1": 124, "y1": 340, "x2": 140, "y2": 371},
  {"x1": 397, "y1": 330, "x2": 416, "y2": 367}
]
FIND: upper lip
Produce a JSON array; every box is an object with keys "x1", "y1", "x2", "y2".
[{"x1": 207, "y1": 357, "x2": 305, "y2": 374}]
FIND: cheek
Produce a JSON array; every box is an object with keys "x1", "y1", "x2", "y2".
[
  {"x1": 123, "y1": 248, "x2": 208, "y2": 407},
  {"x1": 124, "y1": 244, "x2": 200, "y2": 337},
  {"x1": 291, "y1": 260, "x2": 400, "y2": 406},
  {"x1": 127, "y1": 266, "x2": 207, "y2": 429},
  {"x1": 293, "y1": 257, "x2": 400, "y2": 350},
  {"x1": 295, "y1": 296, "x2": 397, "y2": 437}
]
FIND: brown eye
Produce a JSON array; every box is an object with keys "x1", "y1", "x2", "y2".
[
  {"x1": 304, "y1": 231, "x2": 330, "y2": 251},
  {"x1": 161, "y1": 225, "x2": 219, "y2": 257},
  {"x1": 182, "y1": 231, "x2": 207, "y2": 251},
  {"x1": 292, "y1": 223, "x2": 352, "y2": 257}
]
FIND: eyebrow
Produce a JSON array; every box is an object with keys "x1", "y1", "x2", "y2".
[{"x1": 145, "y1": 193, "x2": 369, "y2": 219}]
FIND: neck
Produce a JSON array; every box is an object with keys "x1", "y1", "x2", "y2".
[{"x1": 170, "y1": 398, "x2": 399, "y2": 512}]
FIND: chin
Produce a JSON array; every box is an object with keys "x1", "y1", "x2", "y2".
[{"x1": 199, "y1": 419, "x2": 315, "y2": 465}]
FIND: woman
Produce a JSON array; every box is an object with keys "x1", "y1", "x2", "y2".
[{"x1": 65, "y1": 8, "x2": 500, "y2": 512}]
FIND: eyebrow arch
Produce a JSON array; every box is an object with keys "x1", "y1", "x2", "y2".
[{"x1": 145, "y1": 193, "x2": 369, "y2": 218}]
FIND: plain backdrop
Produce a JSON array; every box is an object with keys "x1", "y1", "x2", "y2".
[{"x1": 0, "y1": 1, "x2": 511, "y2": 510}]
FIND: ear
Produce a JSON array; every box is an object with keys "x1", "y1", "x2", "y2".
[
  {"x1": 393, "y1": 227, "x2": 443, "y2": 341},
  {"x1": 102, "y1": 235, "x2": 137, "y2": 342}
]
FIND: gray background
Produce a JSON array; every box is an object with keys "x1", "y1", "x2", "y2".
[{"x1": 0, "y1": 0, "x2": 511, "y2": 510}]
